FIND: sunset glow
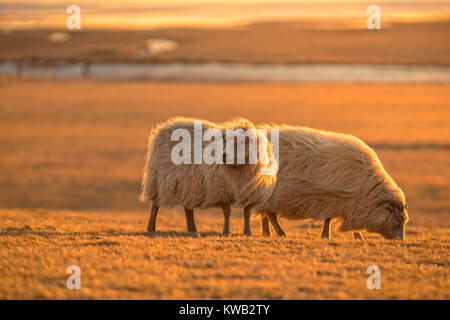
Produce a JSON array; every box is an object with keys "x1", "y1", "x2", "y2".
[{"x1": 1, "y1": 0, "x2": 449, "y2": 30}]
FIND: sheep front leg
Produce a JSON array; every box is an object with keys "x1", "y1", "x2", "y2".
[
  {"x1": 321, "y1": 218, "x2": 332, "y2": 240},
  {"x1": 221, "y1": 204, "x2": 231, "y2": 236},
  {"x1": 353, "y1": 232, "x2": 364, "y2": 241},
  {"x1": 267, "y1": 212, "x2": 286, "y2": 237},
  {"x1": 261, "y1": 216, "x2": 271, "y2": 237},
  {"x1": 243, "y1": 206, "x2": 252, "y2": 236},
  {"x1": 147, "y1": 203, "x2": 159, "y2": 232},
  {"x1": 184, "y1": 208, "x2": 197, "y2": 233}
]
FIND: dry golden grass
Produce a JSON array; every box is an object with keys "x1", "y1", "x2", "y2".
[
  {"x1": 0, "y1": 209, "x2": 449, "y2": 299},
  {"x1": 0, "y1": 79, "x2": 448, "y2": 211},
  {"x1": 0, "y1": 79, "x2": 449, "y2": 299}
]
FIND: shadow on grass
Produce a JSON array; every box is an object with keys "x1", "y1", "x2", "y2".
[
  {"x1": 145, "y1": 230, "x2": 222, "y2": 238},
  {"x1": 0, "y1": 226, "x2": 222, "y2": 239}
]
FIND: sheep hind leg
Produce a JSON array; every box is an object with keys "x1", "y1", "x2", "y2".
[
  {"x1": 261, "y1": 216, "x2": 271, "y2": 237},
  {"x1": 243, "y1": 206, "x2": 252, "y2": 236},
  {"x1": 267, "y1": 212, "x2": 286, "y2": 237},
  {"x1": 184, "y1": 208, "x2": 197, "y2": 233},
  {"x1": 321, "y1": 218, "x2": 332, "y2": 240},
  {"x1": 353, "y1": 232, "x2": 364, "y2": 241},
  {"x1": 147, "y1": 203, "x2": 159, "y2": 232},
  {"x1": 221, "y1": 204, "x2": 231, "y2": 237}
]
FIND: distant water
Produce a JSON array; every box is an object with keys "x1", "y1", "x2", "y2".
[
  {"x1": 2, "y1": 61, "x2": 450, "y2": 83},
  {"x1": 0, "y1": 0, "x2": 449, "y2": 30}
]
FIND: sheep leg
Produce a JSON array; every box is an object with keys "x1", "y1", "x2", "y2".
[
  {"x1": 221, "y1": 204, "x2": 231, "y2": 236},
  {"x1": 243, "y1": 206, "x2": 252, "y2": 236},
  {"x1": 267, "y1": 212, "x2": 286, "y2": 237},
  {"x1": 184, "y1": 208, "x2": 197, "y2": 233},
  {"x1": 321, "y1": 218, "x2": 332, "y2": 240},
  {"x1": 261, "y1": 216, "x2": 271, "y2": 237},
  {"x1": 147, "y1": 203, "x2": 159, "y2": 232},
  {"x1": 353, "y1": 232, "x2": 364, "y2": 241}
]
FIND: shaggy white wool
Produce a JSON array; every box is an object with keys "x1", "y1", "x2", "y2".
[
  {"x1": 140, "y1": 117, "x2": 277, "y2": 210},
  {"x1": 254, "y1": 125, "x2": 408, "y2": 238}
]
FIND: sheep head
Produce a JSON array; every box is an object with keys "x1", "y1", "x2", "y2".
[{"x1": 368, "y1": 199, "x2": 409, "y2": 240}]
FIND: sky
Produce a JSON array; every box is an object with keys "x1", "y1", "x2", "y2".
[{"x1": 0, "y1": 0, "x2": 449, "y2": 30}]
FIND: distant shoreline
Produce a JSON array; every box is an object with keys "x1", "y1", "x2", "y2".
[{"x1": 2, "y1": 61, "x2": 450, "y2": 83}]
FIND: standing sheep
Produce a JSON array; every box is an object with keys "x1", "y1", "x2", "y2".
[
  {"x1": 140, "y1": 117, "x2": 277, "y2": 236},
  {"x1": 254, "y1": 125, "x2": 409, "y2": 240}
]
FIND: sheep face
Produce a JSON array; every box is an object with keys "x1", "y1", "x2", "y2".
[
  {"x1": 218, "y1": 126, "x2": 277, "y2": 209},
  {"x1": 370, "y1": 201, "x2": 409, "y2": 240},
  {"x1": 222, "y1": 128, "x2": 272, "y2": 169}
]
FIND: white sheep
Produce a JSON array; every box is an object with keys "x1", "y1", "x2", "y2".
[
  {"x1": 254, "y1": 125, "x2": 409, "y2": 240},
  {"x1": 140, "y1": 117, "x2": 277, "y2": 236}
]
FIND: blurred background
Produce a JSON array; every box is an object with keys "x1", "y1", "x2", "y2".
[
  {"x1": 0, "y1": 0, "x2": 449, "y2": 226},
  {"x1": 2, "y1": 0, "x2": 450, "y2": 29},
  {"x1": 1, "y1": 0, "x2": 450, "y2": 300}
]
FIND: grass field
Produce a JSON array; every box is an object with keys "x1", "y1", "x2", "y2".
[
  {"x1": 1, "y1": 209, "x2": 449, "y2": 299},
  {"x1": 2, "y1": 22, "x2": 450, "y2": 65},
  {"x1": 0, "y1": 79, "x2": 449, "y2": 299}
]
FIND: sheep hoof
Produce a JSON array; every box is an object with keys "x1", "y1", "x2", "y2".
[
  {"x1": 222, "y1": 230, "x2": 230, "y2": 237},
  {"x1": 321, "y1": 234, "x2": 331, "y2": 240},
  {"x1": 244, "y1": 231, "x2": 252, "y2": 237},
  {"x1": 187, "y1": 231, "x2": 198, "y2": 238}
]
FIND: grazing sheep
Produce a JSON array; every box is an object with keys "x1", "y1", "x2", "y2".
[
  {"x1": 140, "y1": 117, "x2": 277, "y2": 236},
  {"x1": 254, "y1": 125, "x2": 409, "y2": 241}
]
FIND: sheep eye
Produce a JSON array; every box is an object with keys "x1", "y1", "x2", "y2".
[{"x1": 405, "y1": 203, "x2": 408, "y2": 210}]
